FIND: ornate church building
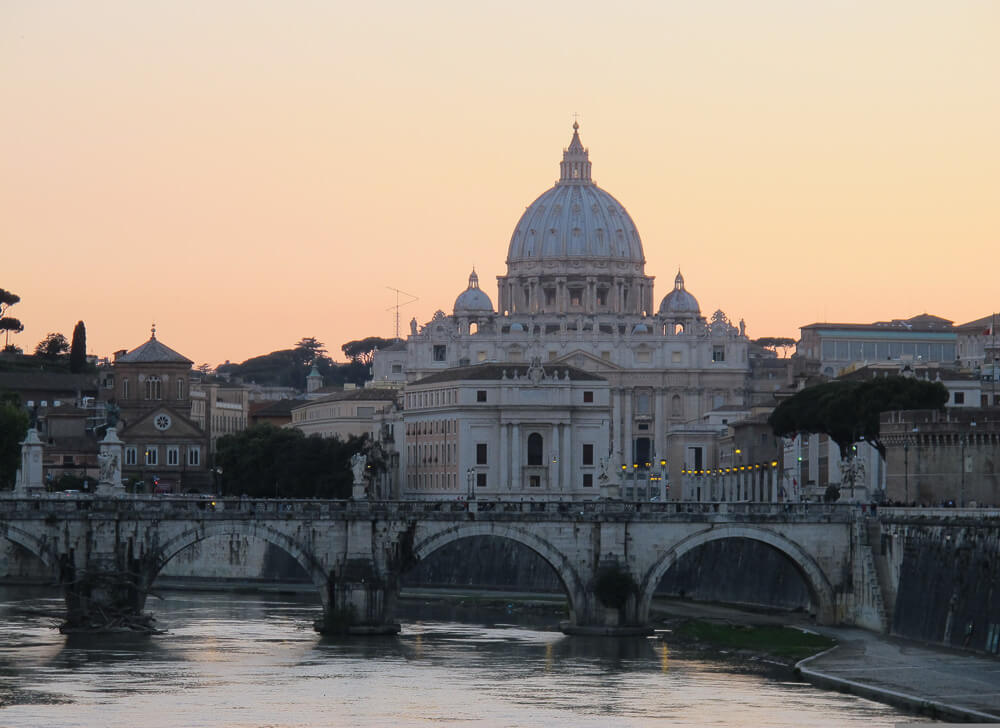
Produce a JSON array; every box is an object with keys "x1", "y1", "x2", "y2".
[{"x1": 374, "y1": 124, "x2": 750, "y2": 500}]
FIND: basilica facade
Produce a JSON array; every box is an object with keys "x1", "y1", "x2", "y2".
[{"x1": 374, "y1": 124, "x2": 750, "y2": 499}]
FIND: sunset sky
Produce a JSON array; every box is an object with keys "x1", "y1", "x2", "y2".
[{"x1": 3, "y1": 1, "x2": 998, "y2": 367}]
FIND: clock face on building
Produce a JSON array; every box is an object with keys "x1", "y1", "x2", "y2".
[{"x1": 154, "y1": 414, "x2": 172, "y2": 431}]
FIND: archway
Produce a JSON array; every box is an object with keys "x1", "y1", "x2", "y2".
[
  {"x1": 411, "y1": 522, "x2": 587, "y2": 623},
  {"x1": 151, "y1": 522, "x2": 331, "y2": 610},
  {"x1": 0, "y1": 523, "x2": 55, "y2": 569},
  {"x1": 637, "y1": 525, "x2": 836, "y2": 623}
]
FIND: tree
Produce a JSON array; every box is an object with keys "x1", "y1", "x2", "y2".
[
  {"x1": 768, "y1": 376, "x2": 948, "y2": 458},
  {"x1": 0, "y1": 393, "x2": 30, "y2": 489},
  {"x1": 754, "y1": 337, "x2": 797, "y2": 357},
  {"x1": 294, "y1": 337, "x2": 328, "y2": 366},
  {"x1": 34, "y1": 333, "x2": 69, "y2": 359},
  {"x1": 341, "y1": 336, "x2": 392, "y2": 366},
  {"x1": 70, "y1": 321, "x2": 87, "y2": 373},
  {"x1": 0, "y1": 288, "x2": 22, "y2": 349},
  {"x1": 214, "y1": 424, "x2": 368, "y2": 498},
  {"x1": 196, "y1": 363, "x2": 214, "y2": 376}
]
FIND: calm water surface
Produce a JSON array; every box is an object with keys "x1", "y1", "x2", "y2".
[{"x1": 0, "y1": 586, "x2": 933, "y2": 727}]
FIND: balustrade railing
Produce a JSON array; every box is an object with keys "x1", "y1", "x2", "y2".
[{"x1": 0, "y1": 493, "x2": 866, "y2": 521}]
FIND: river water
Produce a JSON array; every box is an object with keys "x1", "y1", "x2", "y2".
[{"x1": 0, "y1": 586, "x2": 932, "y2": 727}]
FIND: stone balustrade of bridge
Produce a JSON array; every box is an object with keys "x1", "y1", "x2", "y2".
[{"x1": 0, "y1": 495, "x2": 938, "y2": 638}]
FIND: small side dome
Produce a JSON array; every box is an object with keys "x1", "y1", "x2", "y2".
[
  {"x1": 453, "y1": 269, "x2": 493, "y2": 315},
  {"x1": 659, "y1": 271, "x2": 700, "y2": 316}
]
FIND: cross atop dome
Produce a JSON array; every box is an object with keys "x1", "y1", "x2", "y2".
[{"x1": 559, "y1": 122, "x2": 592, "y2": 185}]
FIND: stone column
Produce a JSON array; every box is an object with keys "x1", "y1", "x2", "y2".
[
  {"x1": 653, "y1": 388, "x2": 665, "y2": 464},
  {"x1": 499, "y1": 423, "x2": 509, "y2": 491},
  {"x1": 623, "y1": 390, "x2": 633, "y2": 469},
  {"x1": 14, "y1": 428, "x2": 44, "y2": 495},
  {"x1": 96, "y1": 428, "x2": 126, "y2": 497},
  {"x1": 511, "y1": 424, "x2": 521, "y2": 492},
  {"x1": 561, "y1": 422, "x2": 572, "y2": 492},
  {"x1": 610, "y1": 389, "x2": 621, "y2": 464}
]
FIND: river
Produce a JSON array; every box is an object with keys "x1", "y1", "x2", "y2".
[{"x1": 0, "y1": 586, "x2": 934, "y2": 727}]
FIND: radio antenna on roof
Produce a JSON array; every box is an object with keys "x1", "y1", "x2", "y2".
[{"x1": 386, "y1": 287, "x2": 419, "y2": 339}]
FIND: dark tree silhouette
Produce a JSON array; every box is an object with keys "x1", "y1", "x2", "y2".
[
  {"x1": 768, "y1": 376, "x2": 948, "y2": 458},
  {"x1": 0, "y1": 288, "x2": 22, "y2": 349},
  {"x1": 0, "y1": 392, "x2": 30, "y2": 489},
  {"x1": 69, "y1": 321, "x2": 87, "y2": 373},
  {"x1": 341, "y1": 336, "x2": 392, "y2": 365},
  {"x1": 754, "y1": 337, "x2": 797, "y2": 357},
  {"x1": 34, "y1": 332, "x2": 69, "y2": 359},
  {"x1": 294, "y1": 337, "x2": 328, "y2": 366}
]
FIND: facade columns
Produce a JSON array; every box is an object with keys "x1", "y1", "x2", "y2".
[
  {"x1": 562, "y1": 422, "x2": 572, "y2": 491},
  {"x1": 653, "y1": 388, "x2": 665, "y2": 463},
  {"x1": 500, "y1": 423, "x2": 509, "y2": 490},
  {"x1": 511, "y1": 424, "x2": 521, "y2": 490},
  {"x1": 623, "y1": 390, "x2": 633, "y2": 468},
  {"x1": 610, "y1": 389, "x2": 621, "y2": 463}
]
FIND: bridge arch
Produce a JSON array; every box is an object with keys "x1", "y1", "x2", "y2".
[
  {"x1": 411, "y1": 522, "x2": 587, "y2": 620},
  {"x1": 152, "y1": 521, "x2": 331, "y2": 609},
  {"x1": 0, "y1": 523, "x2": 55, "y2": 568},
  {"x1": 637, "y1": 525, "x2": 837, "y2": 623}
]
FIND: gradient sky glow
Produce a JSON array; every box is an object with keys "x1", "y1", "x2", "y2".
[{"x1": 3, "y1": 1, "x2": 998, "y2": 366}]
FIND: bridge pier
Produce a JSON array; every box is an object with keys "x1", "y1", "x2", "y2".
[
  {"x1": 58, "y1": 545, "x2": 158, "y2": 634},
  {"x1": 315, "y1": 558, "x2": 401, "y2": 636},
  {"x1": 561, "y1": 559, "x2": 653, "y2": 637}
]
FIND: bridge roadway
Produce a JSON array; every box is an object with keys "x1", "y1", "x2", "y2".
[{"x1": 0, "y1": 496, "x2": 866, "y2": 636}]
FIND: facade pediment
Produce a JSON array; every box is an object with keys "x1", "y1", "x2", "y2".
[
  {"x1": 551, "y1": 349, "x2": 624, "y2": 373},
  {"x1": 121, "y1": 407, "x2": 204, "y2": 439}
]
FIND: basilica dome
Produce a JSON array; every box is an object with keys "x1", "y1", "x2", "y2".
[
  {"x1": 659, "y1": 271, "x2": 700, "y2": 316},
  {"x1": 453, "y1": 270, "x2": 493, "y2": 314},
  {"x1": 506, "y1": 123, "x2": 645, "y2": 267}
]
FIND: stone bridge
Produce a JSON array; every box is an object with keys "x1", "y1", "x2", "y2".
[{"x1": 0, "y1": 496, "x2": 878, "y2": 635}]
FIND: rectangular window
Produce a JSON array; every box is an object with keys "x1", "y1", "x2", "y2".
[
  {"x1": 636, "y1": 351, "x2": 651, "y2": 363},
  {"x1": 122, "y1": 378, "x2": 129, "y2": 399},
  {"x1": 548, "y1": 351, "x2": 558, "y2": 361},
  {"x1": 476, "y1": 389, "x2": 487, "y2": 402},
  {"x1": 569, "y1": 288, "x2": 582, "y2": 306},
  {"x1": 671, "y1": 351, "x2": 682, "y2": 363},
  {"x1": 835, "y1": 341, "x2": 850, "y2": 360},
  {"x1": 477, "y1": 350, "x2": 487, "y2": 362},
  {"x1": 188, "y1": 446, "x2": 201, "y2": 466},
  {"x1": 636, "y1": 393, "x2": 651, "y2": 415},
  {"x1": 583, "y1": 473, "x2": 593, "y2": 488},
  {"x1": 601, "y1": 351, "x2": 611, "y2": 361},
  {"x1": 166, "y1": 446, "x2": 179, "y2": 466},
  {"x1": 391, "y1": 363, "x2": 403, "y2": 374},
  {"x1": 529, "y1": 475, "x2": 541, "y2": 488},
  {"x1": 62, "y1": 455, "x2": 74, "y2": 466},
  {"x1": 583, "y1": 390, "x2": 594, "y2": 403},
  {"x1": 476, "y1": 443, "x2": 488, "y2": 465},
  {"x1": 176, "y1": 378, "x2": 184, "y2": 400},
  {"x1": 357, "y1": 406, "x2": 374, "y2": 417},
  {"x1": 583, "y1": 444, "x2": 594, "y2": 466},
  {"x1": 433, "y1": 345, "x2": 447, "y2": 361},
  {"x1": 125, "y1": 447, "x2": 137, "y2": 466},
  {"x1": 145, "y1": 447, "x2": 158, "y2": 466},
  {"x1": 544, "y1": 288, "x2": 556, "y2": 305},
  {"x1": 712, "y1": 346, "x2": 725, "y2": 362},
  {"x1": 476, "y1": 472, "x2": 487, "y2": 488},
  {"x1": 954, "y1": 392, "x2": 965, "y2": 405},
  {"x1": 821, "y1": 341, "x2": 836, "y2": 360}
]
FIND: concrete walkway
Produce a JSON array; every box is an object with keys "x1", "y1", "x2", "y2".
[
  {"x1": 798, "y1": 628, "x2": 1000, "y2": 723},
  {"x1": 650, "y1": 599, "x2": 1000, "y2": 722}
]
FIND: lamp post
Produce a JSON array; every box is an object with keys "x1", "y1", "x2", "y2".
[{"x1": 466, "y1": 467, "x2": 475, "y2": 502}]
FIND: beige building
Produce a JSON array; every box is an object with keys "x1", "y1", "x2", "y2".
[
  {"x1": 190, "y1": 380, "x2": 250, "y2": 452},
  {"x1": 289, "y1": 387, "x2": 399, "y2": 441}
]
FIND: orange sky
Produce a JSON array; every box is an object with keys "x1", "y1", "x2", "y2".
[{"x1": 3, "y1": 1, "x2": 998, "y2": 367}]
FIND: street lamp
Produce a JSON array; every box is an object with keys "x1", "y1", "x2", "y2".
[{"x1": 466, "y1": 467, "x2": 475, "y2": 502}]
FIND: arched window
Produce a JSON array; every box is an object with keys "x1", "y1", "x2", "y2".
[
  {"x1": 145, "y1": 376, "x2": 161, "y2": 400},
  {"x1": 527, "y1": 433, "x2": 543, "y2": 465}
]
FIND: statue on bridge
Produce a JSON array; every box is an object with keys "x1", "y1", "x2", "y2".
[{"x1": 351, "y1": 452, "x2": 368, "y2": 499}]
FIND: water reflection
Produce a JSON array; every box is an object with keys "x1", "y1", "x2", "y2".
[{"x1": 0, "y1": 586, "x2": 933, "y2": 728}]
